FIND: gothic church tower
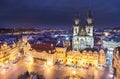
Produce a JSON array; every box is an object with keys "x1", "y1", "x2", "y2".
[
  {"x1": 85, "y1": 10, "x2": 94, "y2": 36},
  {"x1": 72, "y1": 10, "x2": 94, "y2": 51},
  {"x1": 73, "y1": 11, "x2": 80, "y2": 36}
]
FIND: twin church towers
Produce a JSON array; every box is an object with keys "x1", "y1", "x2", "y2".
[{"x1": 72, "y1": 10, "x2": 94, "y2": 51}]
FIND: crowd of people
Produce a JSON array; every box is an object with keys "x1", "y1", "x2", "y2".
[{"x1": 17, "y1": 71, "x2": 45, "y2": 79}]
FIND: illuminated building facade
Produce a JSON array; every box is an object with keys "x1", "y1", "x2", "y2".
[
  {"x1": 32, "y1": 45, "x2": 106, "y2": 67},
  {"x1": 112, "y1": 47, "x2": 120, "y2": 79},
  {"x1": 66, "y1": 49, "x2": 105, "y2": 67},
  {"x1": 103, "y1": 40, "x2": 120, "y2": 66},
  {"x1": 72, "y1": 10, "x2": 94, "y2": 51},
  {"x1": 0, "y1": 35, "x2": 32, "y2": 66}
]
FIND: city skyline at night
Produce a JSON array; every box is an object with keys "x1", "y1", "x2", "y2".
[{"x1": 0, "y1": 1, "x2": 120, "y2": 79}]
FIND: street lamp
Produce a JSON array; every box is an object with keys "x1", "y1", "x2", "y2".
[
  {"x1": 47, "y1": 61, "x2": 53, "y2": 66},
  {"x1": 72, "y1": 70, "x2": 76, "y2": 75},
  {"x1": 70, "y1": 69, "x2": 76, "y2": 79}
]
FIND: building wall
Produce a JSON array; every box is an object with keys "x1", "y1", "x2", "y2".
[
  {"x1": 112, "y1": 47, "x2": 120, "y2": 79},
  {"x1": 103, "y1": 40, "x2": 120, "y2": 66},
  {"x1": 66, "y1": 50, "x2": 101, "y2": 67},
  {"x1": 32, "y1": 47, "x2": 106, "y2": 67},
  {"x1": 72, "y1": 36, "x2": 94, "y2": 50},
  {"x1": 99, "y1": 49, "x2": 106, "y2": 66}
]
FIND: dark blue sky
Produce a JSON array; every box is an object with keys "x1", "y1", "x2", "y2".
[{"x1": 0, "y1": 0, "x2": 120, "y2": 28}]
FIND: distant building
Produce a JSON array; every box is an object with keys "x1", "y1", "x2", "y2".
[
  {"x1": 103, "y1": 38, "x2": 120, "y2": 66},
  {"x1": 72, "y1": 10, "x2": 94, "y2": 51}
]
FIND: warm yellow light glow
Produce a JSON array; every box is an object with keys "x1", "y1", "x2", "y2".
[
  {"x1": 72, "y1": 70, "x2": 76, "y2": 75},
  {"x1": 104, "y1": 32, "x2": 109, "y2": 37},
  {"x1": 47, "y1": 61, "x2": 53, "y2": 66},
  {"x1": 26, "y1": 55, "x2": 34, "y2": 72}
]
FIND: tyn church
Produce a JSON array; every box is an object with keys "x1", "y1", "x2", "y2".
[{"x1": 72, "y1": 10, "x2": 94, "y2": 51}]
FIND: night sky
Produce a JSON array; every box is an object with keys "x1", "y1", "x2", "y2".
[{"x1": 0, "y1": 0, "x2": 120, "y2": 29}]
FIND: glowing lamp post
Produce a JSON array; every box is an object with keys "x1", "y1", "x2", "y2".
[
  {"x1": 47, "y1": 61, "x2": 53, "y2": 66},
  {"x1": 72, "y1": 70, "x2": 76, "y2": 75}
]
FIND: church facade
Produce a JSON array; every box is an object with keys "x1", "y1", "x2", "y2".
[{"x1": 72, "y1": 10, "x2": 94, "y2": 51}]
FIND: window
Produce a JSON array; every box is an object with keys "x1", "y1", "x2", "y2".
[
  {"x1": 88, "y1": 28, "x2": 90, "y2": 33},
  {"x1": 75, "y1": 28, "x2": 77, "y2": 33}
]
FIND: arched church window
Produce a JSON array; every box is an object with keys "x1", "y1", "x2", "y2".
[
  {"x1": 80, "y1": 39, "x2": 84, "y2": 49},
  {"x1": 88, "y1": 28, "x2": 90, "y2": 33},
  {"x1": 75, "y1": 28, "x2": 77, "y2": 33}
]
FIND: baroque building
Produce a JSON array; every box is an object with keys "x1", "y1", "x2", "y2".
[
  {"x1": 32, "y1": 46, "x2": 106, "y2": 67},
  {"x1": 72, "y1": 10, "x2": 94, "y2": 51}
]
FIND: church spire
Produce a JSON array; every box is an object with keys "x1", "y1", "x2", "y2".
[
  {"x1": 73, "y1": 9, "x2": 80, "y2": 26},
  {"x1": 85, "y1": 10, "x2": 94, "y2": 36},
  {"x1": 86, "y1": 10, "x2": 93, "y2": 25},
  {"x1": 73, "y1": 9, "x2": 80, "y2": 36},
  {"x1": 75, "y1": 8, "x2": 79, "y2": 19},
  {"x1": 88, "y1": 10, "x2": 92, "y2": 18}
]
